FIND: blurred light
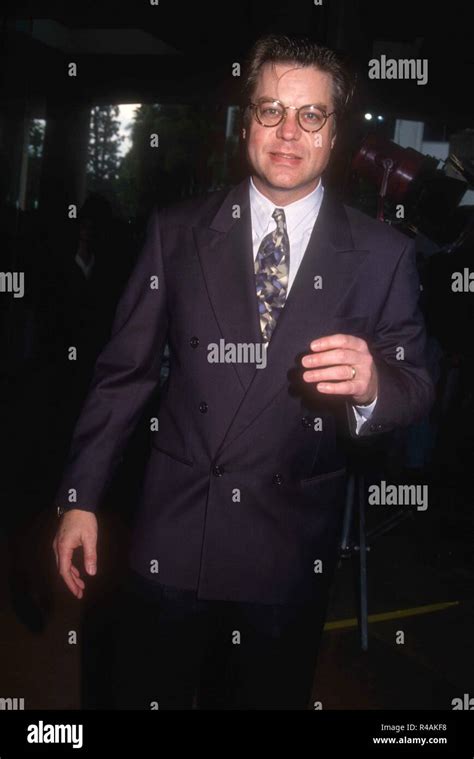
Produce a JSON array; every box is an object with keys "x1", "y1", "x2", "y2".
[
  {"x1": 364, "y1": 113, "x2": 373, "y2": 120},
  {"x1": 377, "y1": 115, "x2": 384, "y2": 121}
]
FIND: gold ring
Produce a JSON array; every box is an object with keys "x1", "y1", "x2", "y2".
[{"x1": 350, "y1": 366, "x2": 356, "y2": 380}]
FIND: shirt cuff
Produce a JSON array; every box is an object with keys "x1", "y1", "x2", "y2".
[{"x1": 352, "y1": 396, "x2": 378, "y2": 435}]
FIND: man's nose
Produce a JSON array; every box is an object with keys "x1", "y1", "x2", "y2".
[{"x1": 276, "y1": 109, "x2": 301, "y2": 140}]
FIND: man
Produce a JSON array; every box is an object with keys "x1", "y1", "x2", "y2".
[{"x1": 52, "y1": 34, "x2": 434, "y2": 709}]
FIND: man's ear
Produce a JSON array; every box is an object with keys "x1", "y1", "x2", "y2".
[
  {"x1": 330, "y1": 132, "x2": 336, "y2": 149},
  {"x1": 242, "y1": 128, "x2": 246, "y2": 139}
]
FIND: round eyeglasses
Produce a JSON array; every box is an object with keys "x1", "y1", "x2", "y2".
[{"x1": 249, "y1": 99, "x2": 335, "y2": 133}]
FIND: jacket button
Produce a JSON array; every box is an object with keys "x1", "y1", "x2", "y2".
[
  {"x1": 190, "y1": 336, "x2": 199, "y2": 348},
  {"x1": 272, "y1": 473, "x2": 283, "y2": 485},
  {"x1": 199, "y1": 401, "x2": 208, "y2": 413},
  {"x1": 212, "y1": 464, "x2": 224, "y2": 476},
  {"x1": 301, "y1": 416, "x2": 312, "y2": 429}
]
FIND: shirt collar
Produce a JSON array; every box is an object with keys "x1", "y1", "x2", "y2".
[{"x1": 249, "y1": 176, "x2": 324, "y2": 238}]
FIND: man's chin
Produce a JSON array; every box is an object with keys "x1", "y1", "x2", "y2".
[{"x1": 258, "y1": 173, "x2": 307, "y2": 193}]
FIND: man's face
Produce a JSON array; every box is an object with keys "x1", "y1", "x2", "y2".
[{"x1": 245, "y1": 62, "x2": 336, "y2": 205}]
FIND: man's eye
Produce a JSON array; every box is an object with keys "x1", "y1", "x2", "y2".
[
  {"x1": 262, "y1": 108, "x2": 280, "y2": 116},
  {"x1": 303, "y1": 111, "x2": 323, "y2": 122}
]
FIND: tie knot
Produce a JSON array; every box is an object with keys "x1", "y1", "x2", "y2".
[
  {"x1": 272, "y1": 207, "x2": 286, "y2": 223},
  {"x1": 272, "y1": 208, "x2": 287, "y2": 235}
]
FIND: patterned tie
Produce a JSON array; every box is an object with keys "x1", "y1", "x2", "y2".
[{"x1": 255, "y1": 208, "x2": 290, "y2": 343}]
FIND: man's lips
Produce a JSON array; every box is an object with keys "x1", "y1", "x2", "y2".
[{"x1": 269, "y1": 151, "x2": 302, "y2": 164}]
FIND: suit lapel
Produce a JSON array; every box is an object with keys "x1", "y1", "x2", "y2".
[{"x1": 193, "y1": 179, "x2": 261, "y2": 390}]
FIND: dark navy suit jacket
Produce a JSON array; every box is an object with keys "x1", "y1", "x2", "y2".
[{"x1": 54, "y1": 178, "x2": 434, "y2": 604}]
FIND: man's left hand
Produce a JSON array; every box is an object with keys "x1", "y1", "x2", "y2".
[{"x1": 301, "y1": 333, "x2": 378, "y2": 405}]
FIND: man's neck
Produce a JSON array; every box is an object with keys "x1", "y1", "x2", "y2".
[{"x1": 250, "y1": 175, "x2": 321, "y2": 207}]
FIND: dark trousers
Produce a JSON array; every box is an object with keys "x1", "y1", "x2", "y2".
[{"x1": 111, "y1": 569, "x2": 328, "y2": 710}]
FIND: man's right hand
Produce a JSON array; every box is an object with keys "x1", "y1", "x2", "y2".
[{"x1": 52, "y1": 509, "x2": 98, "y2": 599}]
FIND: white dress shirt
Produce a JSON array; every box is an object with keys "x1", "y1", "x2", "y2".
[{"x1": 249, "y1": 176, "x2": 376, "y2": 434}]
